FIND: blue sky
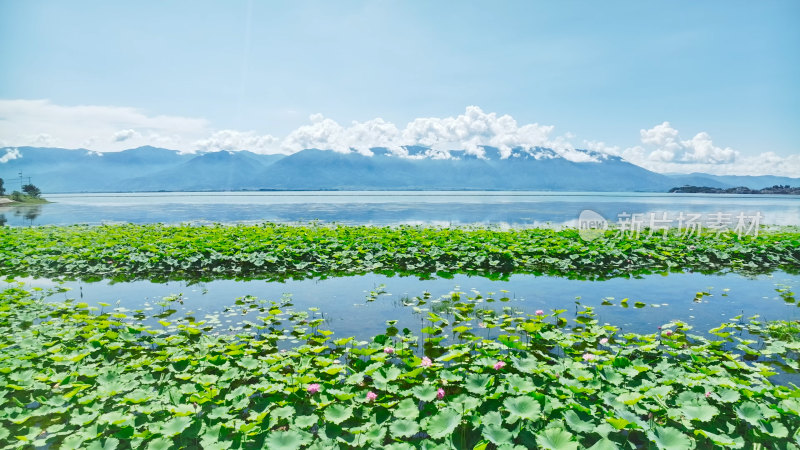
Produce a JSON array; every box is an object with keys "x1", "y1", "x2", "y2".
[{"x1": 0, "y1": 1, "x2": 798, "y2": 175}]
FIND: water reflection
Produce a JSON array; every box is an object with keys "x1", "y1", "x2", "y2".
[
  {"x1": 13, "y1": 271, "x2": 799, "y2": 340},
  {"x1": 6, "y1": 191, "x2": 800, "y2": 227},
  {"x1": 2, "y1": 205, "x2": 42, "y2": 226}
]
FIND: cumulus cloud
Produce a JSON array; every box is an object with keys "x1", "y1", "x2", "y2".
[
  {"x1": 400, "y1": 106, "x2": 562, "y2": 159},
  {"x1": 586, "y1": 123, "x2": 797, "y2": 176},
  {"x1": 0, "y1": 148, "x2": 22, "y2": 163},
  {"x1": 1, "y1": 99, "x2": 795, "y2": 176},
  {"x1": 634, "y1": 122, "x2": 739, "y2": 164},
  {"x1": 679, "y1": 132, "x2": 736, "y2": 163},
  {"x1": 282, "y1": 116, "x2": 401, "y2": 156},
  {"x1": 193, "y1": 130, "x2": 282, "y2": 154},
  {"x1": 112, "y1": 129, "x2": 139, "y2": 142},
  {"x1": 280, "y1": 106, "x2": 588, "y2": 161}
]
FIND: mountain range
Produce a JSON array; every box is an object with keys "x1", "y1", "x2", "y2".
[{"x1": 0, "y1": 146, "x2": 797, "y2": 193}]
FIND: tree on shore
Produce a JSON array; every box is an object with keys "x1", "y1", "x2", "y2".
[
  {"x1": 0, "y1": 178, "x2": 5, "y2": 196},
  {"x1": 22, "y1": 183, "x2": 41, "y2": 198}
]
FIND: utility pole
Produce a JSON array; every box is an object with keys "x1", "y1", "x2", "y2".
[{"x1": 18, "y1": 172, "x2": 23, "y2": 190}]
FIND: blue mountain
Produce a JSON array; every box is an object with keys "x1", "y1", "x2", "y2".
[{"x1": 0, "y1": 145, "x2": 796, "y2": 193}]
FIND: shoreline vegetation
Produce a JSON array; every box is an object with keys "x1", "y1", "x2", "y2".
[
  {"x1": 0, "y1": 224, "x2": 798, "y2": 282},
  {"x1": 0, "y1": 195, "x2": 49, "y2": 205},
  {"x1": 669, "y1": 185, "x2": 800, "y2": 194}
]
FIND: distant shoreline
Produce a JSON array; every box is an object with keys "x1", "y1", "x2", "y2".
[{"x1": 669, "y1": 185, "x2": 800, "y2": 195}]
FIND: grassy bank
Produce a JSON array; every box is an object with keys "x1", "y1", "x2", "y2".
[
  {"x1": 0, "y1": 224, "x2": 798, "y2": 282},
  {"x1": 0, "y1": 285, "x2": 798, "y2": 448},
  {"x1": 0, "y1": 194, "x2": 49, "y2": 205}
]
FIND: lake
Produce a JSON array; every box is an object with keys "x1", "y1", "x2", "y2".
[
  {"x1": 3, "y1": 191, "x2": 799, "y2": 383},
  {"x1": 1, "y1": 191, "x2": 798, "y2": 227},
  {"x1": 13, "y1": 270, "x2": 799, "y2": 341}
]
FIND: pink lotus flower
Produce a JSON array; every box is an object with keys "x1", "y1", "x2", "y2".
[
  {"x1": 493, "y1": 361, "x2": 506, "y2": 370},
  {"x1": 420, "y1": 357, "x2": 433, "y2": 368},
  {"x1": 582, "y1": 353, "x2": 597, "y2": 362},
  {"x1": 366, "y1": 391, "x2": 378, "y2": 402},
  {"x1": 437, "y1": 388, "x2": 445, "y2": 400},
  {"x1": 705, "y1": 391, "x2": 711, "y2": 398},
  {"x1": 384, "y1": 347, "x2": 395, "y2": 354},
  {"x1": 599, "y1": 338, "x2": 609, "y2": 345},
  {"x1": 535, "y1": 310, "x2": 545, "y2": 316},
  {"x1": 307, "y1": 383, "x2": 321, "y2": 394},
  {"x1": 665, "y1": 330, "x2": 673, "y2": 337},
  {"x1": 478, "y1": 322, "x2": 487, "y2": 328}
]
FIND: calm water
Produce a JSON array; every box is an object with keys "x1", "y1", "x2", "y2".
[
  {"x1": 13, "y1": 271, "x2": 799, "y2": 340},
  {"x1": 4, "y1": 191, "x2": 799, "y2": 382},
  {"x1": 1, "y1": 191, "x2": 798, "y2": 227}
]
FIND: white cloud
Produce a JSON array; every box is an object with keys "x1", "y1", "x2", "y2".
[
  {"x1": 679, "y1": 132, "x2": 736, "y2": 163},
  {"x1": 589, "y1": 123, "x2": 797, "y2": 176},
  {"x1": 0, "y1": 99, "x2": 210, "y2": 151},
  {"x1": 281, "y1": 106, "x2": 587, "y2": 160},
  {"x1": 281, "y1": 116, "x2": 401, "y2": 156},
  {"x1": 634, "y1": 122, "x2": 739, "y2": 164},
  {"x1": 400, "y1": 106, "x2": 563, "y2": 159},
  {"x1": 0, "y1": 99, "x2": 795, "y2": 176},
  {"x1": 112, "y1": 129, "x2": 139, "y2": 142},
  {"x1": 640, "y1": 121, "x2": 680, "y2": 150},
  {"x1": 0, "y1": 148, "x2": 21, "y2": 163},
  {"x1": 193, "y1": 130, "x2": 282, "y2": 154}
]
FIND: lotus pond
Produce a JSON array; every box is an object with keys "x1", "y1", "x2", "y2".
[{"x1": 1, "y1": 224, "x2": 799, "y2": 449}]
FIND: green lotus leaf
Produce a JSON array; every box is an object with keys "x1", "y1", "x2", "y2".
[
  {"x1": 265, "y1": 430, "x2": 309, "y2": 450},
  {"x1": 271, "y1": 405, "x2": 295, "y2": 419},
  {"x1": 682, "y1": 403, "x2": 718, "y2": 422},
  {"x1": 716, "y1": 389, "x2": 740, "y2": 403},
  {"x1": 425, "y1": 408, "x2": 461, "y2": 439},
  {"x1": 651, "y1": 426, "x2": 693, "y2": 450},
  {"x1": 146, "y1": 437, "x2": 173, "y2": 450},
  {"x1": 483, "y1": 424, "x2": 514, "y2": 446},
  {"x1": 393, "y1": 398, "x2": 419, "y2": 420},
  {"x1": 692, "y1": 429, "x2": 743, "y2": 447},
  {"x1": 735, "y1": 401, "x2": 762, "y2": 426},
  {"x1": 588, "y1": 438, "x2": 620, "y2": 450},
  {"x1": 563, "y1": 409, "x2": 594, "y2": 433},
  {"x1": 505, "y1": 374, "x2": 536, "y2": 393},
  {"x1": 617, "y1": 392, "x2": 644, "y2": 406},
  {"x1": 411, "y1": 384, "x2": 439, "y2": 402},
  {"x1": 85, "y1": 437, "x2": 120, "y2": 450},
  {"x1": 160, "y1": 416, "x2": 192, "y2": 437},
  {"x1": 324, "y1": 404, "x2": 353, "y2": 425},
  {"x1": 389, "y1": 419, "x2": 419, "y2": 438},
  {"x1": 384, "y1": 443, "x2": 415, "y2": 450},
  {"x1": 465, "y1": 373, "x2": 491, "y2": 395},
  {"x1": 536, "y1": 427, "x2": 579, "y2": 450},
  {"x1": 504, "y1": 396, "x2": 541, "y2": 423},
  {"x1": 759, "y1": 420, "x2": 788, "y2": 438},
  {"x1": 295, "y1": 414, "x2": 319, "y2": 428}
]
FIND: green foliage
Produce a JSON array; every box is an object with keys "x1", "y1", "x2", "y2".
[
  {"x1": 0, "y1": 224, "x2": 797, "y2": 281},
  {"x1": 21, "y1": 183, "x2": 41, "y2": 198},
  {"x1": 1, "y1": 285, "x2": 799, "y2": 448}
]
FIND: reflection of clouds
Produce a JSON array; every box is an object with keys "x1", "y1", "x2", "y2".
[{"x1": 1, "y1": 276, "x2": 64, "y2": 289}]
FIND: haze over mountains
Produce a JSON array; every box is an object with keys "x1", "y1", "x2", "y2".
[{"x1": 0, "y1": 146, "x2": 797, "y2": 193}]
